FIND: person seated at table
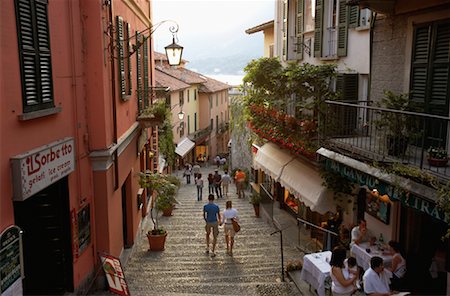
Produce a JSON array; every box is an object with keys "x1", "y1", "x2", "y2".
[
  {"x1": 330, "y1": 246, "x2": 357, "y2": 296},
  {"x1": 344, "y1": 256, "x2": 362, "y2": 290},
  {"x1": 363, "y1": 256, "x2": 395, "y2": 296},
  {"x1": 351, "y1": 219, "x2": 375, "y2": 248},
  {"x1": 383, "y1": 240, "x2": 406, "y2": 290}
]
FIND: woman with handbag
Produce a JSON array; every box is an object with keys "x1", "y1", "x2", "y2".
[{"x1": 221, "y1": 200, "x2": 239, "y2": 256}]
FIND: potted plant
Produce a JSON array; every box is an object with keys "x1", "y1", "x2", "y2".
[
  {"x1": 138, "y1": 171, "x2": 180, "y2": 251},
  {"x1": 249, "y1": 192, "x2": 262, "y2": 217},
  {"x1": 375, "y1": 91, "x2": 412, "y2": 156},
  {"x1": 427, "y1": 146, "x2": 448, "y2": 167},
  {"x1": 136, "y1": 99, "x2": 169, "y2": 128}
]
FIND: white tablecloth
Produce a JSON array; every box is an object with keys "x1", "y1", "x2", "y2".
[
  {"x1": 351, "y1": 242, "x2": 393, "y2": 271},
  {"x1": 300, "y1": 251, "x2": 332, "y2": 296}
]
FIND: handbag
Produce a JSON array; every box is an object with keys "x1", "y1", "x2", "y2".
[{"x1": 232, "y1": 218, "x2": 240, "y2": 233}]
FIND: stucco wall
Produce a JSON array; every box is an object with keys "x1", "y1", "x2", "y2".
[{"x1": 370, "y1": 14, "x2": 408, "y2": 102}]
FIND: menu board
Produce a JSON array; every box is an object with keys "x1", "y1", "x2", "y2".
[{"x1": 0, "y1": 226, "x2": 23, "y2": 295}]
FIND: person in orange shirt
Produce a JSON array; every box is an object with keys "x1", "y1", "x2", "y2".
[{"x1": 234, "y1": 169, "x2": 246, "y2": 199}]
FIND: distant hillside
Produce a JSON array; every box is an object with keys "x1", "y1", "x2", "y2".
[{"x1": 185, "y1": 53, "x2": 261, "y2": 76}]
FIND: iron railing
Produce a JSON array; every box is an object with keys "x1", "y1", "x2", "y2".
[
  {"x1": 320, "y1": 100, "x2": 450, "y2": 179},
  {"x1": 188, "y1": 126, "x2": 211, "y2": 142}
]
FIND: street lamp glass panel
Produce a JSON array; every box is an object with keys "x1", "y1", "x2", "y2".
[
  {"x1": 177, "y1": 111, "x2": 185, "y2": 120},
  {"x1": 165, "y1": 38, "x2": 183, "y2": 66}
]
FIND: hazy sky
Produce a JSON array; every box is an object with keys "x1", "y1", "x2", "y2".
[{"x1": 152, "y1": 0, "x2": 275, "y2": 61}]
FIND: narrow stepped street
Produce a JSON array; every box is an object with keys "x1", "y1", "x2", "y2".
[{"x1": 122, "y1": 166, "x2": 305, "y2": 295}]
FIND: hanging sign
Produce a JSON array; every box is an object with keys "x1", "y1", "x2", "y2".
[
  {"x1": 11, "y1": 138, "x2": 75, "y2": 201},
  {"x1": 100, "y1": 254, "x2": 130, "y2": 296},
  {"x1": 0, "y1": 226, "x2": 24, "y2": 296}
]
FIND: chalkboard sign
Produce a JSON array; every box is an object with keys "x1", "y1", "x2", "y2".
[{"x1": 0, "y1": 226, "x2": 23, "y2": 295}]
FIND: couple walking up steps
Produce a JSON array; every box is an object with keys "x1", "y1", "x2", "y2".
[{"x1": 203, "y1": 195, "x2": 239, "y2": 257}]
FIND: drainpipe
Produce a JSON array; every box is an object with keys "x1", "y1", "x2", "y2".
[
  {"x1": 368, "y1": 12, "x2": 377, "y2": 105},
  {"x1": 108, "y1": 0, "x2": 119, "y2": 189}
]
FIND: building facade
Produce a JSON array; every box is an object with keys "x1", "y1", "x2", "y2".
[{"x1": 1, "y1": 0, "x2": 161, "y2": 294}]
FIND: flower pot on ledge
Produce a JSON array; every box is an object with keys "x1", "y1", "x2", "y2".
[{"x1": 427, "y1": 157, "x2": 448, "y2": 167}]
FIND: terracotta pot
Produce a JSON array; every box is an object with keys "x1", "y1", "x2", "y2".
[
  {"x1": 428, "y1": 157, "x2": 448, "y2": 167},
  {"x1": 162, "y1": 206, "x2": 174, "y2": 216},
  {"x1": 147, "y1": 232, "x2": 167, "y2": 251},
  {"x1": 253, "y1": 204, "x2": 260, "y2": 218}
]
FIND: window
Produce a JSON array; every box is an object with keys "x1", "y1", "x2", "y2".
[
  {"x1": 282, "y1": 0, "x2": 304, "y2": 61},
  {"x1": 349, "y1": 7, "x2": 371, "y2": 28},
  {"x1": 194, "y1": 112, "x2": 197, "y2": 131},
  {"x1": 410, "y1": 20, "x2": 450, "y2": 143},
  {"x1": 179, "y1": 91, "x2": 184, "y2": 106},
  {"x1": 216, "y1": 115, "x2": 219, "y2": 132},
  {"x1": 187, "y1": 115, "x2": 191, "y2": 134},
  {"x1": 314, "y1": 0, "x2": 348, "y2": 58},
  {"x1": 116, "y1": 17, "x2": 132, "y2": 100},
  {"x1": 216, "y1": 94, "x2": 218, "y2": 107},
  {"x1": 187, "y1": 89, "x2": 190, "y2": 102},
  {"x1": 194, "y1": 89, "x2": 197, "y2": 100},
  {"x1": 209, "y1": 95, "x2": 212, "y2": 109},
  {"x1": 210, "y1": 118, "x2": 213, "y2": 130},
  {"x1": 15, "y1": 0, "x2": 55, "y2": 113}
]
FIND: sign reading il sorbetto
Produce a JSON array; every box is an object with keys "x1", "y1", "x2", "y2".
[{"x1": 11, "y1": 138, "x2": 75, "y2": 201}]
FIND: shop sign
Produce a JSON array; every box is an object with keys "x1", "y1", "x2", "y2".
[
  {"x1": 11, "y1": 138, "x2": 75, "y2": 201},
  {"x1": 100, "y1": 254, "x2": 130, "y2": 296},
  {"x1": 401, "y1": 194, "x2": 449, "y2": 223},
  {"x1": 0, "y1": 226, "x2": 23, "y2": 296},
  {"x1": 324, "y1": 159, "x2": 448, "y2": 223}
]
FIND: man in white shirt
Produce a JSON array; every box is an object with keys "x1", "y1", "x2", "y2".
[
  {"x1": 351, "y1": 219, "x2": 374, "y2": 248},
  {"x1": 363, "y1": 256, "x2": 394, "y2": 296},
  {"x1": 221, "y1": 171, "x2": 232, "y2": 197}
]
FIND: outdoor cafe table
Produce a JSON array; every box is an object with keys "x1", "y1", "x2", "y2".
[
  {"x1": 351, "y1": 242, "x2": 393, "y2": 271},
  {"x1": 300, "y1": 251, "x2": 332, "y2": 296}
]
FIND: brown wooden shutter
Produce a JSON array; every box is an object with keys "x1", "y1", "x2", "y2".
[
  {"x1": 136, "y1": 32, "x2": 142, "y2": 111},
  {"x1": 126, "y1": 22, "x2": 132, "y2": 96},
  {"x1": 143, "y1": 37, "x2": 149, "y2": 108},
  {"x1": 116, "y1": 16, "x2": 126, "y2": 98}
]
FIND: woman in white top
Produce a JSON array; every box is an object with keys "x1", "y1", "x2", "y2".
[
  {"x1": 330, "y1": 247, "x2": 357, "y2": 296},
  {"x1": 385, "y1": 240, "x2": 406, "y2": 290},
  {"x1": 221, "y1": 200, "x2": 239, "y2": 256}
]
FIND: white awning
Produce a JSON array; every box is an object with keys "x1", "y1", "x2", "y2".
[
  {"x1": 175, "y1": 137, "x2": 195, "y2": 158},
  {"x1": 254, "y1": 142, "x2": 335, "y2": 214},
  {"x1": 254, "y1": 142, "x2": 294, "y2": 180},
  {"x1": 278, "y1": 158, "x2": 334, "y2": 214}
]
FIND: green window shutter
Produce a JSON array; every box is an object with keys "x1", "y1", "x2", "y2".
[
  {"x1": 429, "y1": 21, "x2": 450, "y2": 116},
  {"x1": 336, "y1": 73, "x2": 358, "y2": 134},
  {"x1": 15, "y1": 0, "x2": 55, "y2": 112},
  {"x1": 295, "y1": 0, "x2": 304, "y2": 60},
  {"x1": 348, "y1": 6, "x2": 359, "y2": 28},
  {"x1": 337, "y1": 0, "x2": 348, "y2": 57},
  {"x1": 136, "y1": 32, "x2": 142, "y2": 111},
  {"x1": 282, "y1": 0, "x2": 288, "y2": 60},
  {"x1": 314, "y1": 0, "x2": 323, "y2": 58},
  {"x1": 142, "y1": 37, "x2": 149, "y2": 108},
  {"x1": 126, "y1": 22, "x2": 132, "y2": 96},
  {"x1": 410, "y1": 25, "x2": 431, "y2": 110},
  {"x1": 116, "y1": 16, "x2": 126, "y2": 98}
]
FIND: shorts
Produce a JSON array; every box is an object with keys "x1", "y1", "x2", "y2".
[
  {"x1": 224, "y1": 224, "x2": 235, "y2": 237},
  {"x1": 205, "y1": 222, "x2": 219, "y2": 237}
]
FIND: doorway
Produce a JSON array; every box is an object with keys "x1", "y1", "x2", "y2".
[{"x1": 14, "y1": 177, "x2": 74, "y2": 294}]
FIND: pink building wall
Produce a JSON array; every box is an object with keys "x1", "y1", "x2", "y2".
[{"x1": 1, "y1": 0, "x2": 156, "y2": 292}]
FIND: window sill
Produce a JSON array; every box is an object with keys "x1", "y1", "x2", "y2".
[
  {"x1": 320, "y1": 56, "x2": 339, "y2": 61},
  {"x1": 18, "y1": 107, "x2": 62, "y2": 121},
  {"x1": 355, "y1": 25, "x2": 370, "y2": 31}
]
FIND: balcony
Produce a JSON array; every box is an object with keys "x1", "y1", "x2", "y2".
[
  {"x1": 320, "y1": 100, "x2": 450, "y2": 179},
  {"x1": 188, "y1": 126, "x2": 211, "y2": 143}
]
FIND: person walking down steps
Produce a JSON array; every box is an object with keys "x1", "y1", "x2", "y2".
[
  {"x1": 222, "y1": 200, "x2": 239, "y2": 256},
  {"x1": 195, "y1": 173, "x2": 204, "y2": 201},
  {"x1": 203, "y1": 194, "x2": 221, "y2": 257}
]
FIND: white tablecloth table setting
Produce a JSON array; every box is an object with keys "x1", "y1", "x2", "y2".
[
  {"x1": 300, "y1": 251, "x2": 332, "y2": 296},
  {"x1": 351, "y1": 242, "x2": 393, "y2": 271}
]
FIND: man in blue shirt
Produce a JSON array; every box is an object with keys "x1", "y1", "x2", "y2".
[{"x1": 203, "y1": 194, "x2": 221, "y2": 257}]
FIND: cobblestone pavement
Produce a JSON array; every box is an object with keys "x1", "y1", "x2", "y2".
[{"x1": 121, "y1": 166, "x2": 309, "y2": 296}]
